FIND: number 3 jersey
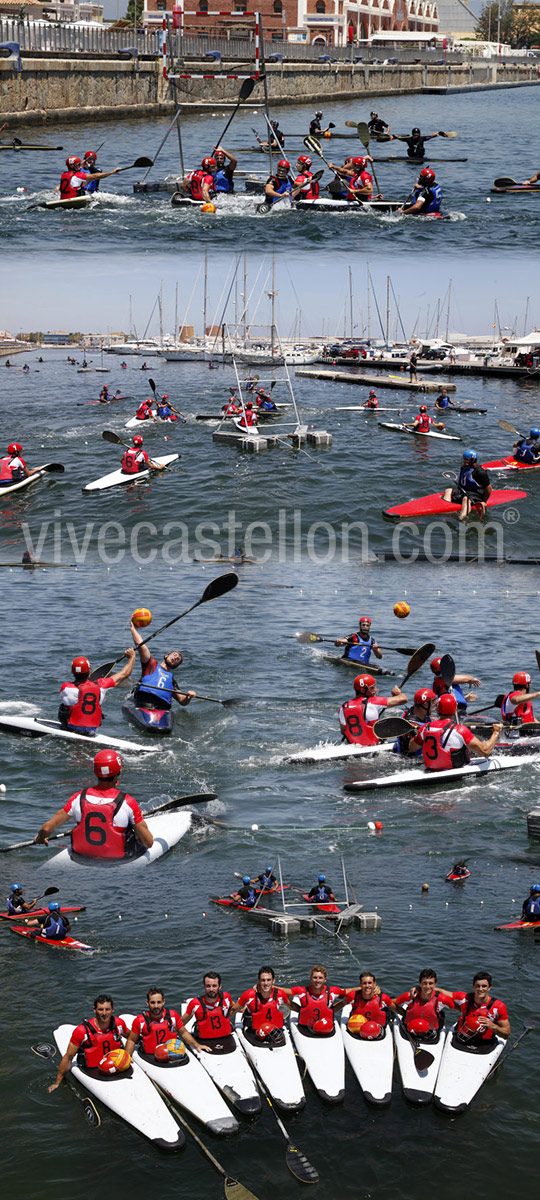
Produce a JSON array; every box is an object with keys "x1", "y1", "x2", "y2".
[{"x1": 65, "y1": 786, "x2": 143, "y2": 858}]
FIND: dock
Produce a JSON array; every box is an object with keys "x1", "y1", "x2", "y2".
[{"x1": 295, "y1": 368, "x2": 456, "y2": 393}]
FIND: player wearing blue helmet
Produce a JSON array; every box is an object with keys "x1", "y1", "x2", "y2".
[
  {"x1": 513, "y1": 427, "x2": 540, "y2": 466},
  {"x1": 6, "y1": 883, "x2": 38, "y2": 916},
  {"x1": 308, "y1": 874, "x2": 336, "y2": 902},
  {"x1": 522, "y1": 883, "x2": 540, "y2": 921},
  {"x1": 24, "y1": 901, "x2": 71, "y2": 940},
  {"x1": 443, "y1": 448, "x2": 492, "y2": 521}
]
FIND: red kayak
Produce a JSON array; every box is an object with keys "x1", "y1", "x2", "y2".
[
  {"x1": 383, "y1": 488, "x2": 527, "y2": 520},
  {"x1": 482, "y1": 456, "x2": 540, "y2": 472},
  {"x1": 210, "y1": 895, "x2": 276, "y2": 916},
  {"x1": 445, "y1": 869, "x2": 471, "y2": 882},
  {"x1": 301, "y1": 892, "x2": 341, "y2": 915},
  {"x1": 495, "y1": 919, "x2": 540, "y2": 931},
  {"x1": 11, "y1": 926, "x2": 95, "y2": 952},
  {"x1": 0, "y1": 904, "x2": 85, "y2": 921}
]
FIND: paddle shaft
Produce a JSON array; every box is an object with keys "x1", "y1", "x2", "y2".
[
  {"x1": 398, "y1": 1019, "x2": 435, "y2": 1068},
  {"x1": 31, "y1": 1043, "x2": 100, "y2": 1125},
  {"x1": 356, "y1": 121, "x2": 383, "y2": 196},
  {"x1": 0, "y1": 792, "x2": 217, "y2": 852},
  {"x1": 154, "y1": 1081, "x2": 260, "y2": 1200},
  {"x1": 214, "y1": 77, "x2": 255, "y2": 147},
  {"x1": 296, "y1": 631, "x2": 416, "y2": 654},
  {"x1": 303, "y1": 136, "x2": 368, "y2": 208},
  {"x1": 487, "y1": 1020, "x2": 539, "y2": 1078}
]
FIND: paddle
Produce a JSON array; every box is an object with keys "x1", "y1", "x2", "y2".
[
  {"x1": 493, "y1": 176, "x2": 529, "y2": 188},
  {"x1": 498, "y1": 418, "x2": 523, "y2": 437},
  {"x1": 467, "y1": 694, "x2": 505, "y2": 716},
  {"x1": 439, "y1": 653, "x2": 455, "y2": 687},
  {"x1": 31, "y1": 1042, "x2": 101, "y2": 1126},
  {"x1": 10, "y1": 886, "x2": 60, "y2": 917},
  {"x1": 487, "y1": 1018, "x2": 540, "y2": 1079},
  {"x1": 194, "y1": 693, "x2": 241, "y2": 707},
  {"x1": 154, "y1": 1081, "x2": 260, "y2": 1200},
  {"x1": 114, "y1": 156, "x2": 153, "y2": 174},
  {"x1": 245, "y1": 1057, "x2": 319, "y2": 1184},
  {"x1": 148, "y1": 377, "x2": 185, "y2": 420},
  {"x1": 90, "y1": 572, "x2": 238, "y2": 679},
  {"x1": 295, "y1": 630, "x2": 417, "y2": 654},
  {"x1": 256, "y1": 169, "x2": 324, "y2": 215},
  {"x1": 373, "y1": 715, "x2": 416, "y2": 741},
  {"x1": 213, "y1": 78, "x2": 256, "y2": 149},
  {"x1": 303, "y1": 136, "x2": 370, "y2": 208},
  {"x1": 101, "y1": 429, "x2": 178, "y2": 472},
  {"x1": 398, "y1": 1019, "x2": 435, "y2": 1071},
  {"x1": 355, "y1": 120, "x2": 383, "y2": 198},
  {"x1": 400, "y1": 642, "x2": 436, "y2": 688},
  {"x1": 536, "y1": 649, "x2": 540, "y2": 673},
  {"x1": 0, "y1": 792, "x2": 217, "y2": 853}
]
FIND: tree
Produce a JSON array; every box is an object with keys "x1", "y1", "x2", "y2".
[
  {"x1": 125, "y1": 0, "x2": 144, "y2": 28},
  {"x1": 511, "y1": 5, "x2": 540, "y2": 46},
  {"x1": 476, "y1": 0, "x2": 515, "y2": 42}
]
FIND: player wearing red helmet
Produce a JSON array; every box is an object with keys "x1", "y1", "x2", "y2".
[
  {"x1": 501, "y1": 671, "x2": 540, "y2": 725},
  {"x1": 135, "y1": 397, "x2": 157, "y2": 423},
  {"x1": 346, "y1": 155, "x2": 377, "y2": 202},
  {"x1": 0, "y1": 442, "x2": 40, "y2": 487},
  {"x1": 293, "y1": 153, "x2": 320, "y2": 201},
  {"x1": 34, "y1": 749, "x2": 154, "y2": 859},
  {"x1": 399, "y1": 164, "x2": 443, "y2": 216},
  {"x1": 59, "y1": 154, "x2": 121, "y2": 200},
  {"x1": 439, "y1": 972, "x2": 510, "y2": 1045},
  {"x1": 393, "y1": 968, "x2": 455, "y2": 1034},
  {"x1": 334, "y1": 615, "x2": 382, "y2": 664},
  {"x1": 339, "y1": 675, "x2": 407, "y2": 746},
  {"x1": 58, "y1": 650, "x2": 135, "y2": 735},
  {"x1": 181, "y1": 156, "x2": 217, "y2": 203},
  {"x1": 264, "y1": 159, "x2": 307, "y2": 207},
  {"x1": 394, "y1": 687, "x2": 437, "y2": 758},
  {"x1": 429, "y1": 656, "x2": 482, "y2": 712},
  {"x1": 409, "y1": 693, "x2": 502, "y2": 771},
  {"x1": 120, "y1": 434, "x2": 165, "y2": 476},
  {"x1": 408, "y1": 404, "x2": 446, "y2": 435},
  {"x1": 211, "y1": 144, "x2": 238, "y2": 193}
]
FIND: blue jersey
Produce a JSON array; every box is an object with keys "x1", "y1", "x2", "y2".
[
  {"x1": 139, "y1": 663, "x2": 175, "y2": 707},
  {"x1": 412, "y1": 183, "x2": 442, "y2": 214},
  {"x1": 344, "y1": 636, "x2": 373, "y2": 664},
  {"x1": 458, "y1": 465, "x2": 484, "y2": 496},
  {"x1": 515, "y1": 438, "x2": 539, "y2": 464},
  {"x1": 523, "y1": 897, "x2": 540, "y2": 919},
  {"x1": 214, "y1": 167, "x2": 234, "y2": 194}
]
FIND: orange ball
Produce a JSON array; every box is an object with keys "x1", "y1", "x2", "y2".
[
  {"x1": 347, "y1": 1012, "x2": 366, "y2": 1034},
  {"x1": 393, "y1": 601, "x2": 410, "y2": 619},
  {"x1": 99, "y1": 1048, "x2": 131, "y2": 1074},
  {"x1": 132, "y1": 607, "x2": 152, "y2": 628}
]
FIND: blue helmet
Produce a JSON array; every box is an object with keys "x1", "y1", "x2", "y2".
[
  {"x1": 530, "y1": 428, "x2": 540, "y2": 439},
  {"x1": 265, "y1": 866, "x2": 273, "y2": 873},
  {"x1": 48, "y1": 901, "x2": 60, "y2": 912},
  {"x1": 318, "y1": 873, "x2": 326, "y2": 883},
  {"x1": 463, "y1": 449, "x2": 477, "y2": 462},
  {"x1": 11, "y1": 883, "x2": 22, "y2": 892},
  {"x1": 243, "y1": 875, "x2": 251, "y2": 885},
  {"x1": 530, "y1": 884, "x2": 540, "y2": 894}
]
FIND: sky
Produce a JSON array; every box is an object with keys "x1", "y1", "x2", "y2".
[{"x1": 3, "y1": 252, "x2": 539, "y2": 341}]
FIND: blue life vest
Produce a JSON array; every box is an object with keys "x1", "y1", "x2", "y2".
[
  {"x1": 314, "y1": 885, "x2": 329, "y2": 901},
  {"x1": 84, "y1": 178, "x2": 99, "y2": 194},
  {"x1": 344, "y1": 637, "x2": 373, "y2": 664},
  {"x1": 437, "y1": 396, "x2": 450, "y2": 408},
  {"x1": 138, "y1": 664, "x2": 174, "y2": 706},
  {"x1": 239, "y1": 885, "x2": 257, "y2": 906},
  {"x1": 515, "y1": 438, "x2": 538, "y2": 464},
  {"x1": 42, "y1": 913, "x2": 69, "y2": 939},
  {"x1": 269, "y1": 177, "x2": 292, "y2": 204},
  {"x1": 258, "y1": 400, "x2": 275, "y2": 412},
  {"x1": 412, "y1": 183, "x2": 442, "y2": 214},
  {"x1": 7, "y1": 896, "x2": 23, "y2": 915},
  {"x1": 523, "y1": 897, "x2": 540, "y2": 919},
  {"x1": 214, "y1": 167, "x2": 233, "y2": 194},
  {"x1": 452, "y1": 682, "x2": 467, "y2": 709},
  {"x1": 458, "y1": 465, "x2": 484, "y2": 495},
  {"x1": 157, "y1": 404, "x2": 172, "y2": 418}
]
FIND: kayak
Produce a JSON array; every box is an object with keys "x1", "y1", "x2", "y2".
[
  {"x1": 335, "y1": 406, "x2": 405, "y2": 413},
  {"x1": 210, "y1": 895, "x2": 277, "y2": 916},
  {"x1": 0, "y1": 904, "x2": 85, "y2": 920},
  {"x1": 0, "y1": 712, "x2": 152, "y2": 754},
  {"x1": 343, "y1": 752, "x2": 540, "y2": 792},
  {"x1": 122, "y1": 689, "x2": 174, "y2": 736},
  {"x1": 183, "y1": 1006, "x2": 261, "y2": 1116},
  {"x1": 11, "y1": 926, "x2": 94, "y2": 951},
  {"x1": 491, "y1": 183, "x2": 540, "y2": 193},
  {"x1": 320, "y1": 653, "x2": 395, "y2": 675},
  {"x1": 495, "y1": 918, "x2": 540, "y2": 931},
  {"x1": 439, "y1": 406, "x2": 487, "y2": 414},
  {"x1": 285, "y1": 740, "x2": 390, "y2": 764},
  {"x1": 340, "y1": 1004, "x2": 394, "y2": 1106},
  {"x1": 289, "y1": 1012, "x2": 345, "y2": 1103},
  {"x1": 374, "y1": 156, "x2": 468, "y2": 163},
  {"x1": 433, "y1": 1025, "x2": 505, "y2": 1113},
  {"x1": 38, "y1": 196, "x2": 93, "y2": 211},
  {"x1": 293, "y1": 198, "x2": 403, "y2": 214},
  {"x1": 119, "y1": 1013, "x2": 239, "y2": 1135},
  {"x1": 82, "y1": 453, "x2": 179, "y2": 493},
  {"x1": 383, "y1": 488, "x2": 527, "y2": 520},
  {"x1": 483, "y1": 456, "x2": 540, "y2": 472},
  {"x1": 125, "y1": 414, "x2": 155, "y2": 429},
  {"x1": 0, "y1": 463, "x2": 64, "y2": 499},
  {"x1": 301, "y1": 892, "x2": 341, "y2": 915},
  {"x1": 44, "y1": 810, "x2": 194, "y2": 869},
  {"x1": 394, "y1": 1021, "x2": 447, "y2": 1104},
  {"x1": 445, "y1": 868, "x2": 471, "y2": 881},
  {"x1": 378, "y1": 421, "x2": 461, "y2": 442},
  {"x1": 235, "y1": 1016, "x2": 306, "y2": 1111},
  {"x1": 53, "y1": 1024, "x2": 184, "y2": 1149}
]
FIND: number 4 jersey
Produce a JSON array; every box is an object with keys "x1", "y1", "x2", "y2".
[{"x1": 65, "y1": 786, "x2": 143, "y2": 858}]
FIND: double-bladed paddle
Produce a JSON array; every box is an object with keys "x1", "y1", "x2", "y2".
[
  {"x1": 354, "y1": 120, "x2": 383, "y2": 198},
  {"x1": 154, "y1": 1080, "x2": 260, "y2": 1200},
  {"x1": 256, "y1": 169, "x2": 324, "y2": 214},
  {"x1": 373, "y1": 714, "x2": 416, "y2": 741},
  {"x1": 399, "y1": 642, "x2": 436, "y2": 688},
  {"x1": 31, "y1": 1042, "x2": 101, "y2": 1126},
  {"x1": 245, "y1": 1056, "x2": 319, "y2": 1184},
  {"x1": 148, "y1": 377, "x2": 185, "y2": 420},
  {"x1": 90, "y1": 572, "x2": 238, "y2": 679},
  {"x1": 0, "y1": 792, "x2": 218, "y2": 853},
  {"x1": 295, "y1": 630, "x2": 419, "y2": 654},
  {"x1": 213, "y1": 77, "x2": 256, "y2": 148},
  {"x1": 114, "y1": 156, "x2": 153, "y2": 174}
]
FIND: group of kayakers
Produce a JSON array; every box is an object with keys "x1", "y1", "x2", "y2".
[
  {"x1": 178, "y1": 145, "x2": 238, "y2": 202},
  {"x1": 59, "y1": 150, "x2": 120, "y2": 200},
  {"x1": 133, "y1": 395, "x2": 183, "y2": 422}
]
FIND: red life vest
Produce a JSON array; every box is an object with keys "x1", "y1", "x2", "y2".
[
  {"x1": 136, "y1": 401, "x2": 153, "y2": 419},
  {"x1": 349, "y1": 170, "x2": 372, "y2": 195},
  {"x1": 70, "y1": 789, "x2": 128, "y2": 859},
  {"x1": 60, "y1": 170, "x2": 84, "y2": 199},
  {"x1": 138, "y1": 1008, "x2": 180, "y2": 1053},
  {"x1": 249, "y1": 987, "x2": 284, "y2": 1031},
  {"x1": 415, "y1": 414, "x2": 432, "y2": 433},
  {"x1": 366, "y1": 399, "x2": 378, "y2": 408},
  {"x1": 404, "y1": 993, "x2": 443, "y2": 1032},
  {"x1": 237, "y1": 410, "x2": 256, "y2": 428},
  {"x1": 188, "y1": 169, "x2": 214, "y2": 201},
  {"x1": 456, "y1": 994, "x2": 499, "y2": 1042},
  {"x1": 297, "y1": 986, "x2": 334, "y2": 1030},
  {"x1": 295, "y1": 171, "x2": 320, "y2": 200},
  {"x1": 195, "y1": 991, "x2": 233, "y2": 1039},
  {"x1": 0, "y1": 455, "x2": 17, "y2": 482},
  {"x1": 63, "y1": 679, "x2": 103, "y2": 730},
  {"x1": 350, "y1": 991, "x2": 388, "y2": 1026},
  {"x1": 340, "y1": 698, "x2": 379, "y2": 746},
  {"x1": 501, "y1": 692, "x2": 535, "y2": 724},
  {"x1": 78, "y1": 1017, "x2": 124, "y2": 1068},
  {"x1": 419, "y1": 718, "x2": 470, "y2": 771},
  {"x1": 121, "y1": 448, "x2": 146, "y2": 474}
]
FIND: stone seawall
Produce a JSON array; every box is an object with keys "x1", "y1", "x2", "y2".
[{"x1": 1, "y1": 57, "x2": 538, "y2": 125}]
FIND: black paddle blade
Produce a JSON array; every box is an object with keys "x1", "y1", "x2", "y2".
[
  {"x1": 286, "y1": 1144, "x2": 320, "y2": 1184},
  {"x1": 296, "y1": 631, "x2": 322, "y2": 644},
  {"x1": 494, "y1": 176, "x2": 517, "y2": 187},
  {"x1": 536, "y1": 649, "x2": 540, "y2": 673},
  {"x1": 239, "y1": 77, "x2": 255, "y2": 100},
  {"x1": 414, "y1": 1047, "x2": 435, "y2": 1070},
  {"x1": 31, "y1": 1042, "x2": 56, "y2": 1060},
  {"x1": 43, "y1": 887, "x2": 59, "y2": 896},
  {"x1": 89, "y1": 660, "x2": 118, "y2": 681},
  {"x1": 133, "y1": 156, "x2": 153, "y2": 168},
  {"x1": 151, "y1": 792, "x2": 218, "y2": 815},
  {"x1": 400, "y1": 641, "x2": 436, "y2": 686},
  {"x1": 439, "y1": 653, "x2": 455, "y2": 687},
  {"x1": 44, "y1": 463, "x2": 65, "y2": 473},
  {"x1": 373, "y1": 715, "x2": 415, "y2": 740},
  {"x1": 201, "y1": 572, "x2": 239, "y2": 604},
  {"x1": 102, "y1": 430, "x2": 122, "y2": 444}
]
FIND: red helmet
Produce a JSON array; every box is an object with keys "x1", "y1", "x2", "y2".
[
  {"x1": 430, "y1": 657, "x2": 442, "y2": 674},
  {"x1": 202, "y1": 157, "x2": 216, "y2": 170},
  {"x1": 297, "y1": 154, "x2": 312, "y2": 168},
  {"x1": 359, "y1": 616, "x2": 371, "y2": 625},
  {"x1": 464, "y1": 1011, "x2": 486, "y2": 1035},
  {"x1": 438, "y1": 693, "x2": 457, "y2": 716},
  {"x1": 277, "y1": 159, "x2": 290, "y2": 170},
  {"x1": 414, "y1": 687, "x2": 436, "y2": 706},
  {"x1": 94, "y1": 749, "x2": 123, "y2": 779},
  {"x1": 162, "y1": 394, "x2": 168, "y2": 399},
  {"x1": 408, "y1": 1017, "x2": 430, "y2": 1036},
  {"x1": 419, "y1": 167, "x2": 435, "y2": 184},
  {"x1": 8, "y1": 443, "x2": 22, "y2": 455},
  {"x1": 84, "y1": 150, "x2": 97, "y2": 161},
  {"x1": 66, "y1": 156, "x2": 81, "y2": 168},
  {"x1": 419, "y1": 405, "x2": 427, "y2": 414},
  {"x1": 360, "y1": 1020, "x2": 382, "y2": 1040},
  {"x1": 72, "y1": 656, "x2": 90, "y2": 677},
  {"x1": 513, "y1": 671, "x2": 531, "y2": 687},
  {"x1": 312, "y1": 1016, "x2": 333, "y2": 1034},
  {"x1": 255, "y1": 1020, "x2": 274, "y2": 1040},
  {"x1": 352, "y1": 156, "x2": 367, "y2": 169},
  {"x1": 246, "y1": 402, "x2": 253, "y2": 409},
  {"x1": 369, "y1": 391, "x2": 376, "y2": 396},
  {"x1": 354, "y1": 674, "x2": 376, "y2": 693},
  {"x1": 133, "y1": 435, "x2": 144, "y2": 447}
]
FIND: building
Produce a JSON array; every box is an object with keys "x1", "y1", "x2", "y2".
[
  {"x1": 433, "y1": 0, "x2": 477, "y2": 36},
  {"x1": 144, "y1": 1, "x2": 439, "y2": 44}
]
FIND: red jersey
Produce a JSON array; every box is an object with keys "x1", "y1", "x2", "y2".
[
  {"x1": 451, "y1": 991, "x2": 508, "y2": 1042},
  {"x1": 237, "y1": 410, "x2": 256, "y2": 428},
  {"x1": 502, "y1": 690, "x2": 535, "y2": 724},
  {"x1": 349, "y1": 170, "x2": 372, "y2": 195},
  {"x1": 70, "y1": 1015, "x2": 130, "y2": 1068},
  {"x1": 394, "y1": 990, "x2": 453, "y2": 1031},
  {"x1": 129, "y1": 1008, "x2": 183, "y2": 1053},
  {"x1": 291, "y1": 984, "x2": 347, "y2": 1031},
  {"x1": 136, "y1": 400, "x2": 154, "y2": 420},
  {"x1": 414, "y1": 414, "x2": 433, "y2": 433},
  {"x1": 416, "y1": 718, "x2": 475, "y2": 770},
  {"x1": 185, "y1": 991, "x2": 234, "y2": 1039},
  {"x1": 347, "y1": 989, "x2": 392, "y2": 1027},
  {"x1": 294, "y1": 171, "x2": 320, "y2": 200},
  {"x1": 59, "y1": 676, "x2": 115, "y2": 730},
  {"x1": 338, "y1": 696, "x2": 388, "y2": 745},
  {"x1": 238, "y1": 986, "x2": 289, "y2": 1031},
  {"x1": 59, "y1": 169, "x2": 88, "y2": 199},
  {"x1": 188, "y1": 169, "x2": 215, "y2": 201},
  {"x1": 121, "y1": 448, "x2": 149, "y2": 474},
  {"x1": 65, "y1": 786, "x2": 143, "y2": 859},
  {"x1": 0, "y1": 453, "x2": 26, "y2": 483}
]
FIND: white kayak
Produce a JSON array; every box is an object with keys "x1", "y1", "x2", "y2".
[
  {"x1": 119, "y1": 1013, "x2": 238, "y2": 1135},
  {"x1": 44, "y1": 811, "x2": 193, "y2": 870},
  {"x1": 82, "y1": 453, "x2": 179, "y2": 493},
  {"x1": 344, "y1": 753, "x2": 540, "y2": 792},
  {"x1": 235, "y1": 1015, "x2": 305, "y2": 1111},
  {"x1": 183, "y1": 1006, "x2": 261, "y2": 1116},
  {"x1": 0, "y1": 712, "x2": 151, "y2": 753},
  {"x1": 393, "y1": 1021, "x2": 446, "y2": 1104},
  {"x1": 335, "y1": 406, "x2": 407, "y2": 413},
  {"x1": 289, "y1": 1012, "x2": 345, "y2": 1104},
  {"x1": 285, "y1": 740, "x2": 391, "y2": 764},
  {"x1": 125, "y1": 414, "x2": 155, "y2": 429},
  {"x1": 0, "y1": 463, "x2": 64, "y2": 499},
  {"x1": 340, "y1": 1004, "x2": 394, "y2": 1106},
  {"x1": 378, "y1": 421, "x2": 461, "y2": 441},
  {"x1": 53, "y1": 1023, "x2": 184, "y2": 1150},
  {"x1": 433, "y1": 1024, "x2": 505, "y2": 1113}
]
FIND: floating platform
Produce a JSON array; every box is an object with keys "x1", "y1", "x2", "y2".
[
  {"x1": 212, "y1": 428, "x2": 332, "y2": 451},
  {"x1": 295, "y1": 368, "x2": 455, "y2": 393},
  {"x1": 527, "y1": 809, "x2": 540, "y2": 839}
]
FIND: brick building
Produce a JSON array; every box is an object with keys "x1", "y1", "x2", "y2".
[{"x1": 144, "y1": 1, "x2": 439, "y2": 44}]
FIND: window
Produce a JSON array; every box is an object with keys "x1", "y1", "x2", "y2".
[
  {"x1": 315, "y1": 1, "x2": 326, "y2": 12},
  {"x1": 273, "y1": 0, "x2": 283, "y2": 11},
  {"x1": 157, "y1": 0, "x2": 166, "y2": 9},
  {"x1": 199, "y1": 0, "x2": 208, "y2": 9}
]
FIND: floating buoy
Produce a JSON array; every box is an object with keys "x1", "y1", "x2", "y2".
[
  {"x1": 422, "y1": 883, "x2": 429, "y2": 892},
  {"x1": 367, "y1": 821, "x2": 376, "y2": 831},
  {"x1": 251, "y1": 823, "x2": 259, "y2": 831},
  {"x1": 374, "y1": 820, "x2": 383, "y2": 831}
]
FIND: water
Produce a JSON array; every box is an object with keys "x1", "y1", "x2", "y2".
[
  {"x1": 1, "y1": 351, "x2": 540, "y2": 1199},
  {"x1": 1, "y1": 87, "x2": 539, "y2": 255}
]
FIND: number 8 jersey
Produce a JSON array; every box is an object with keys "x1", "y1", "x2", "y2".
[{"x1": 66, "y1": 786, "x2": 143, "y2": 858}]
